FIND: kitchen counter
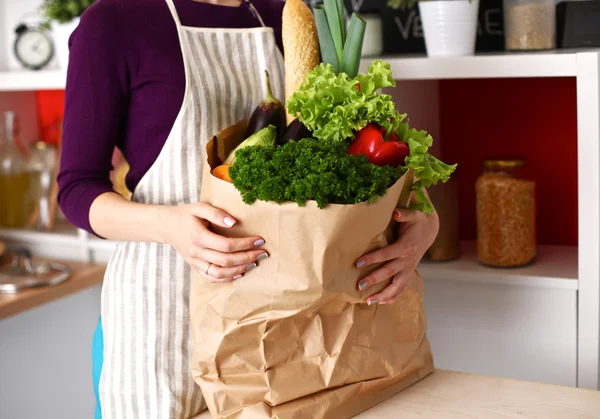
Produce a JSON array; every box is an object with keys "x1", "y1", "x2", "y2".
[
  {"x1": 0, "y1": 257, "x2": 105, "y2": 320},
  {"x1": 192, "y1": 370, "x2": 600, "y2": 418}
]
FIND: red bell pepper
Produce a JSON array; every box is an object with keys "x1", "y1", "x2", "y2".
[{"x1": 347, "y1": 123, "x2": 409, "y2": 168}]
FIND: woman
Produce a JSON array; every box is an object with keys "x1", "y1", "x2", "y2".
[{"x1": 57, "y1": 0, "x2": 440, "y2": 418}]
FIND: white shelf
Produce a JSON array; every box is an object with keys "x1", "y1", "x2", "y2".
[
  {"x1": 0, "y1": 226, "x2": 78, "y2": 244},
  {"x1": 0, "y1": 50, "x2": 595, "y2": 92},
  {"x1": 360, "y1": 50, "x2": 600, "y2": 80},
  {"x1": 0, "y1": 70, "x2": 66, "y2": 91},
  {"x1": 419, "y1": 242, "x2": 578, "y2": 290},
  {"x1": 0, "y1": 226, "x2": 114, "y2": 249},
  {"x1": 0, "y1": 227, "x2": 117, "y2": 263}
]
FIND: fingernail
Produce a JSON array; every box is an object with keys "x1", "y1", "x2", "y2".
[
  {"x1": 224, "y1": 216, "x2": 236, "y2": 227},
  {"x1": 233, "y1": 274, "x2": 243, "y2": 280},
  {"x1": 356, "y1": 259, "x2": 366, "y2": 268},
  {"x1": 257, "y1": 253, "x2": 269, "y2": 260},
  {"x1": 368, "y1": 299, "x2": 378, "y2": 306},
  {"x1": 358, "y1": 281, "x2": 369, "y2": 291},
  {"x1": 254, "y1": 239, "x2": 265, "y2": 247},
  {"x1": 246, "y1": 263, "x2": 257, "y2": 271}
]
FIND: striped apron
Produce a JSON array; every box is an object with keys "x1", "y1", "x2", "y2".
[{"x1": 93, "y1": 1, "x2": 285, "y2": 417}]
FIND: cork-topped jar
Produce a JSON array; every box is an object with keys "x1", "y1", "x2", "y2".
[{"x1": 475, "y1": 158, "x2": 536, "y2": 267}]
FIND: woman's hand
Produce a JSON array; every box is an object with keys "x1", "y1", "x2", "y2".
[
  {"x1": 355, "y1": 205, "x2": 439, "y2": 305},
  {"x1": 159, "y1": 202, "x2": 268, "y2": 283}
]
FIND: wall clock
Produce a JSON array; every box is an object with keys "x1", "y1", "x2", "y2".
[{"x1": 14, "y1": 23, "x2": 54, "y2": 71}]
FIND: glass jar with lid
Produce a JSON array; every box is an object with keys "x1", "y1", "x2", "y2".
[
  {"x1": 503, "y1": 0, "x2": 556, "y2": 50},
  {"x1": 475, "y1": 158, "x2": 536, "y2": 267}
]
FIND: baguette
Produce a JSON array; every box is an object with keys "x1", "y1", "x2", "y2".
[{"x1": 282, "y1": 0, "x2": 320, "y2": 125}]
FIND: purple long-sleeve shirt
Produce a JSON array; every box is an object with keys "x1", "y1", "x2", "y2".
[{"x1": 57, "y1": 0, "x2": 284, "y2": 235}]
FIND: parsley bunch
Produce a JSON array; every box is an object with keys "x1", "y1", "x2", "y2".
[{"x1": 228, "y1": 139, "x2": 399, "y2": 209}]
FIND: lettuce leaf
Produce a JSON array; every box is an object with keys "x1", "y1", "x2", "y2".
[
  {"x1": 401, "y1": 126, "x2": 457, "y2": 213},
  {"x1": 286, "y1": 60, "x2": 403, "y2": 143}
]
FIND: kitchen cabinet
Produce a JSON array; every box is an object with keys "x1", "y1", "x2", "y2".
[{"x1": 424, "y1": 278, "x2": 577, "y2": 387}]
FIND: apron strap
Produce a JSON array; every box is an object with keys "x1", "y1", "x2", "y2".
[
  {"x1": 243, "y1": 0, "x2": 267, "y2": 28},
  {"x1": 164, "y1": 0, "x2": 184, "y2": 29},
  {"x1": 164, "y1": 0, "x2": 192, "y2": 118},
  {"x1": 166, "y1": 0, "x2": 266, "y2": 29}
]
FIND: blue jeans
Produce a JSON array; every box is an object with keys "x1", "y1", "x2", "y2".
[{"x1": 92, "y1": 317, "x2": 104, "y2": 419}]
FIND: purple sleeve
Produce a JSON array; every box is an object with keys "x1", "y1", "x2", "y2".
[{"x1": 57, "y1": 3, "x2": 129, "y2": 237}]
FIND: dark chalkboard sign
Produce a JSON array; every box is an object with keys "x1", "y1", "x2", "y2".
[{"x1": 302, "y1": 0, "x2": 505, "y2": 54}]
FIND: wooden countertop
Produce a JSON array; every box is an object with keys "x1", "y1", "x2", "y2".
[
  {"x1": 0, "y1": 257, "x2": 105, "y2": 321},
  {"x1": 193, "y1": 370, "x2": 600, "y2": 418}
]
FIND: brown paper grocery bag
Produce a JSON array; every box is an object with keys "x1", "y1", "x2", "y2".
[{"x1": 191, "y1": 120, "x2": 434, "y2": 419}]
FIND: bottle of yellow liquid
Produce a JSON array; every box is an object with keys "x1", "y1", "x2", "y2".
[{"x1": 0, "y1": 111, "x2": 32, "y2": 228}]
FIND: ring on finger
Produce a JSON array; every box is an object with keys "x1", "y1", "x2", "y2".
[{"x1": 205, "y1": 262, "x2": 213, "y2": 275}]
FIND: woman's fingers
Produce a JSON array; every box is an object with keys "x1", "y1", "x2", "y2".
[
  {"x1": 189, "y1": 202, "x2": 238, "y2": 228},
  {"x1": 366, "y1": 272, "x2": 411, "y2": 305},
  {"x1": 195, "y1": 228, "x2": 265, "y2": 253},
  {"x1": 355, "y1": 243, "x2": 412, "y2": 269},
  {"x1": 189, "y1": 242, "x2": 268, "y2": 283},
  {"x1": 356, "y1": 259, "x2": 404, "y2": 291},
  {"x1": 392, "y1": 208, "x2": 421, "y2": 223},
  {"x1": 192, "y1": 257, "x2": 257, "y2": 283},
  {"x1": 196, "y1": 267, "x2": 242, "y2": 284},
  {"x1": 206, "y1": 261, "x2": 256, "y2": 282},
  {"x1": 196, "y1": 247, "x2": 269, "y2": 268},
  {"x1": 188, "y1": 202, "x2": 265, "y2": 252}
]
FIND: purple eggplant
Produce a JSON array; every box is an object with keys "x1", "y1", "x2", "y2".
[
  {"x1": 245, "y1": 71, "x2": 286, "y2": 142},
  {"x1": 278, "y1": 118, "x2": 311, "y2": 146}
]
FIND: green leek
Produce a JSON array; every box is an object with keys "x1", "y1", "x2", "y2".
[
  {"x1": 314, "y1": 0, "x2": 365, "y2": 78},
  {"x1": 314, "y1": 6, "x2": 339, "y2": 73},
  {"x1": 340, "y1": 14, "x2": 366, "y2": 78},
  {"x1": 336, "y1": 0, "x2": 345, "y2": 44},
  {"x1": 324, "y1": 0, "x2": 345, "y2": 63}
]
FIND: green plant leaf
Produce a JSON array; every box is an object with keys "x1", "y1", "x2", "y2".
[
  {"x1": 40, "y1": 0, "x2": 96, "y2": 25},
  {"x1": 340, "y1": 13, "x2": 366, "y2": 78},
  {"x1": 336, "y1": 0, "x2": 345, "y2": 43},
  {"x1": 314, "y1": 6, "x2": 339, "y2": 73},
  {"x1": 286, "y1": 60, "x2": 400, "y2": 143},
  {"x1": 324, "y1": 0, "x2": 345, "y2": 63},
  {"x1": 386, "y1": 0, "x2": 419, "y2": 10}
]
